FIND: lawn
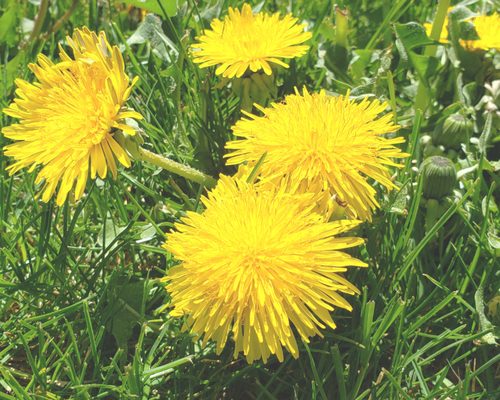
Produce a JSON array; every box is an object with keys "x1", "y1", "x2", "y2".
[{"x1": 0, "y1": 0, "x2": 499, "y2": 399}]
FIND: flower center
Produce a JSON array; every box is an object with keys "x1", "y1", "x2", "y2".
[{"x1": 67, "y1": 62, "x2": 117, "y2": 148}]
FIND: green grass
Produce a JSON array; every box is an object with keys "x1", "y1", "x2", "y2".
[{"x1": 1, "y1": 0, "x2": 499, "y2": 399}]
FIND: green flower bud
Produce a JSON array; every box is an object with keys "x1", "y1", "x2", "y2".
[
  {"x1": 421, "y1": 156, "x2": 457, "y2": 199},
  {"x1": 433, "y1": 113, "x2": 473, "y2": 149}
]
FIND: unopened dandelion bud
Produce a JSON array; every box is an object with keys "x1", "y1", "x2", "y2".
[
  {"x1": 434, "y1": 113, "x2": 473, "y2": 149},
  {"x1": 421, "y1": 156, "x2": 457, "y2": 199}
]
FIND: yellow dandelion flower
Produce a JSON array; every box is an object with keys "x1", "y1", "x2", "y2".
[
  {"x1": 423, "y1": 6, "x2": 454, "y2": 44},
  {"x1": 424, "y1": 16, "x2": 449, "y2": 43},
  {"x1": 2, "y1": 27, "x2": 142, "y2": 205},
  {"x1": 235, "y1": 163, "x2": 344, "y2": 221},
  {"x1": 191, "y1": 3, "x2": 312, "y2": 78},
  {"x1": 225, "y1": 88, "x2": 408, "y2": 221},
  {"x1": 163, "y1": 174, "x2": 366, "y2": 364},
  {"x1": 461, "y1": 13, "x2": 500, "y2": 50},
  {"x1": 424, "y1": 22, "x2": 449, "y2": 43}
]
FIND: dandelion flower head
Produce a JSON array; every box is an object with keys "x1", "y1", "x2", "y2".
[
  {"x1": 164, "y1": 174, "x2": 366, "y2": 363},
  {"x1": 461, "y1": 13, "x2": 500, "y2": 50},
  {"x1": 225, "y1": 88, "x2": 407, "y2": 221},
  {"x1": 2, "y1": 27, "x2": 142, "y2": 205},
  {"x1": 191, "y1": 3, "x2": 312, "y2": 78},
  {"x1": 424, "y1": 7, "x2": 453, "y2": 43}
]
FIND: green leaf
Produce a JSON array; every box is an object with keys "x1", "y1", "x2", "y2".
[
  {"x1": 127, "y1": 14, "x2": 178, "y2": 62},
  {"x1": 394, "y1": 23, "x2": 438, "y2": 88},
  {"x1": 389, "y1": 183, "x2": 409, "y2": 215},
  {"x1": 448, "y1": 5, "x2": 475, "y2": 23},
  {"x1": 0, "y1": 0, "x2": 19, "y2": 46},
  {"x1": 1, "y1": 50, "x2": 26, "y2": 91},
  {"x1": 479, "y1": 113, "x2": 493, "y2": 155},
  {"x1": 350, "y1": 49, "x2": 375, "y2": 80},
  {"x1": 137, "y1": 223, "x2": 157, "y2": 243},
  {"x1": 408, "y1": 52, "x2": 438, "y2": 88},
  {"x1": 97, "y1": 215, "x2": 126, "y2": 250},
  {"x1": 318, "y1": 20, "x2": 336, "y2": 41},
  {"x1": 487, "y1": 294, "x2": 500, "y2": 326},
  {"x1": 474, "y1": 285, "x2": 497, "y2": 345},
  {"x1": 105, "y1": 275, "x2": 147, "y2": 349},
  {"x1": 394, "y1": 22, "x2": 435, "y2": 51}
]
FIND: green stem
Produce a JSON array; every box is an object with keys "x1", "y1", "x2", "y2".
[
  {"x1": 334, "y1": 6, "x2": 349, "y2": 70},
  {"x1": 137, "y1": 148, "x2": 217, "y2": 188},
  {"x1": 25, "y1": 0, "x2": 49, "y2": 46},
  {"x1": 335, "y1": 7, "x2": 348, "y2": 48},
  {"x1": 414, "y1": 0, "x2": 451, "y2": 113},
  {"x1": 459, "y1": 182, "x2": 495, "y2": 295},
  {"x1": 43, "y1": 0, "x2": 79, "y2": 40}
]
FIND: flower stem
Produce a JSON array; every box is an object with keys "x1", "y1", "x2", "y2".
[
  {"x1": 334, "y1": 6, "x2": 349, "y2": 71},
  {"x1": 43, "y1": 0, "x2": 79, "y2": 40},
  {"x1": 26, "y1": 0, "x2": 49, "y2": 45},
  {"x1": 137, "y1": 147, "x2": 217, "y2": 188},
  {"x1": 414, "y1": 0, "x2": 451, "y2": 113}
]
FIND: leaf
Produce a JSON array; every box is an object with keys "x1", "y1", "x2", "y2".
[
  {"x1": 318, "y1": 20, "x2": 336, "y2": 41},
  {"x1": 393, "y1": 23, "x2": 438, "y2": 88},
  {"x1": 478, "y1": 113, "x2": 493, "y2": 155},
  {"x1": 482, "y1": 196, "x2": 498, "y2": 217},
  {"x1": 97, "y1": 215, "x2": 127, "y2": 250},
  {"x1": 0, "y1": 50, "x2": 26, "y2": 91},
  {"x1": 389, "y1": 183, "x2": 409, "y2": 215},
  {"x1": 462, "y1": 81, "x2": 479, "y2": 107},
  {"x1": 487, "y1": 231, "x2": 500, "y2": 257},
  {"x1": 105, "y1": 275, "x2": 147, "y2": 349},
  {"x1": 195, "y1": 2, "x2": 222, "y2": 23},
  {"x1": 487, "y1": 294, "x2": 500, "y2": 326},
  {"x1": 136, "y1": 223, "x2": 157, "y2": 244},
  {"x1": 122, "y1": 0, "x2": 177, "y2": 17},
  {"x1": 407, "y1": 52, "x2": 438, "y2": 88},
  {"x1": 394, "y1": 22, "x2": 435, "y2": 51},
  {"x1": 349, "y1": 49, "x2": 376, "y2": 80},
  {"x1": 0, "y1": 0, "x2": 20, "y2": 47},
  {"x1": 126, "y1": 14, "x2": 178, "y2": 62},
  {"x1": 474, "y1": 285, "x2": 498, "y2": 345},
  {"x1": 448, "y1": 5, "x2": 476, "y2": 23},
  {"x1": 158, "y1": 65, "x2": 178, "y2": 94}
]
